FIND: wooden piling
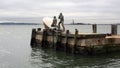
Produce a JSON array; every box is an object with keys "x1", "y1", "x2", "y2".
[
  {"x1": 111, "y1": 24, "x2": 117, "y2": 35},
  {"x1": 37, "y1": 28, "x2": 41, "y2": 32},
  {"x1": 56, "y1": 31, "x2": 62, "y2": 51},
  {"x1": 35, "y1": 28, "x2": 42, "y2": 47},
  {"x1": 30, "y1": 28, "x2": 36, "y2": 47},
  {"x1": 92, "y1": 24, "x2": 97, "y2": 33},
  {"x1": 41, "y1": 29, "x2": 48, "y2": 48},
  {"x1": 52, "y1": 30, "x2": 55, "y2": 48},
  {"x1": 65, "y1": 30, "x2": 69, "y2": 52},
  {"x1": 73, "y1": 29, "x2": 78, "y2": 54}
]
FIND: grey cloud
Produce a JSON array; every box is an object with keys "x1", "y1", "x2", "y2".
[{"x1": 0, "y1": 0, "x2": 120, "y2": 23}]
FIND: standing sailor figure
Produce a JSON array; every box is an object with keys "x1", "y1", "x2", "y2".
[{"x1": 58, "y1": 13, "x2": 65, "y2": 31}]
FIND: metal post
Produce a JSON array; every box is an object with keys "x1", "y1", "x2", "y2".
[
  {"x1": 111, "y1": 24, "x2": 117, "y2": 35},
  {"x1": 92, "y1": 24, "x2": 97, "y2": 33}
]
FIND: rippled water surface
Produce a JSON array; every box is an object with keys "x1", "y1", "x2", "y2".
[{"x1": 0, "y1": 25, "x2": 120, "y2": 68}]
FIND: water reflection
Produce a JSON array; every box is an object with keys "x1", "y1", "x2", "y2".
[{"x1": 30, "y1": 47, "x2": 120, "y2": 68}]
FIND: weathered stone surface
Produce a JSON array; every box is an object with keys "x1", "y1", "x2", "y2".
[{"x1": 31, "y1": 28, "x2": 120, "y2": 55}]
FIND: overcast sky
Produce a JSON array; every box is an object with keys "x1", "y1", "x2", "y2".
[{"x1": 0, "y1": 0, "x2": 120, "y2": 24}]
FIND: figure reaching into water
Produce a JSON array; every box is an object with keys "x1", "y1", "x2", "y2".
[
  {"x1": 58, "y1": 13, "x2": 65, "y2": 32},
  {"x1": 51, "y1": 16, "x2": 57, "y2": 27}
]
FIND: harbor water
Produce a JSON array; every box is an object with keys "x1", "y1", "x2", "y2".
[{"x1": 0, "y1": 25, "x2": 120, "y2": 68}]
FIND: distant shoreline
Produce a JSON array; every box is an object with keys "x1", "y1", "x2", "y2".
[
  {"x1": 66, "y1": 23, "x2": 120, "y2": 25},
  {"x1": 0, "y1": 23, "x2": 119, "y2": 25},
  {"x1": 0, "y1": 23, "x2": 40, "y2": 25}
]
